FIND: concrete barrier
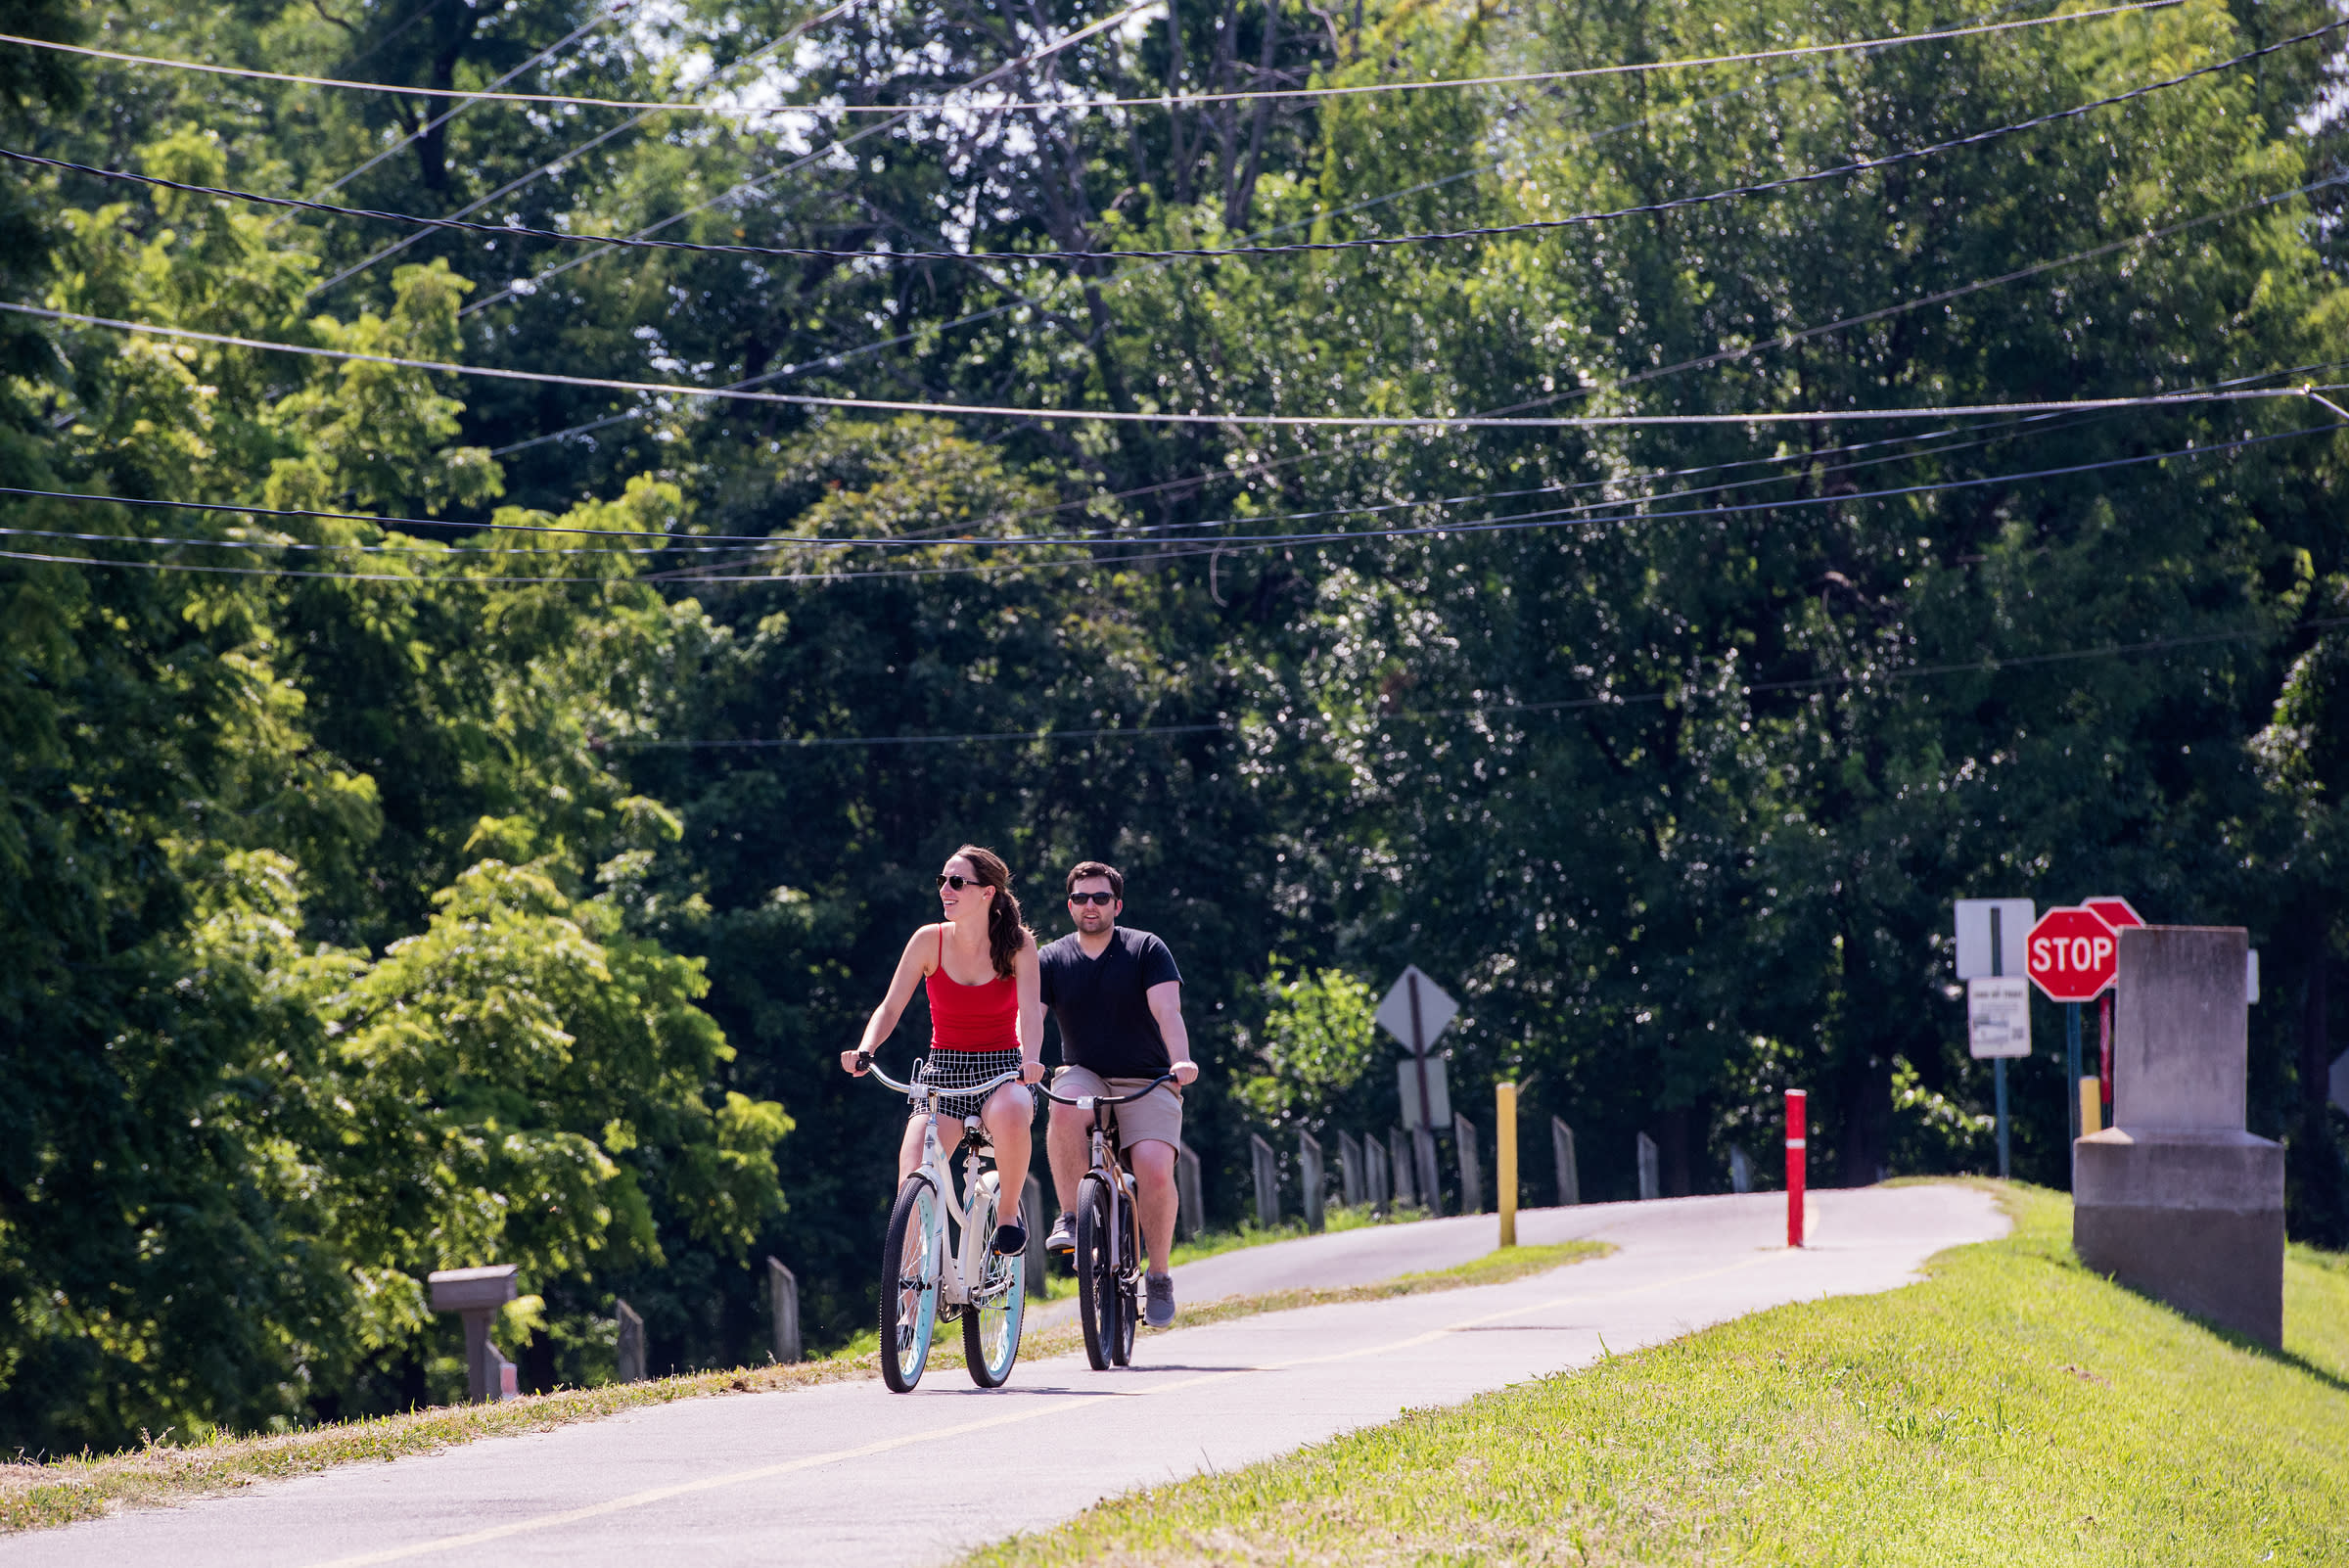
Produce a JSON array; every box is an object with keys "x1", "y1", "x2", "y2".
[{"x1": 2074, "y1": 925, "x2": 2284, "y2": 1347}]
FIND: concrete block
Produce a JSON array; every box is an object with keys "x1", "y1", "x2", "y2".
[
  {"x1": 2114, "y1": 926, "x2": 2247, "y2": 1130},
  {"x1": 2075, "y1": 1129, "x2": 2284, "y2": 1347}
]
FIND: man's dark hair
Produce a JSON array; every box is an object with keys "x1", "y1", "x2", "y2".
[{"x1": 1066, "y1": 859, "x2": 1124, "y2": 899}]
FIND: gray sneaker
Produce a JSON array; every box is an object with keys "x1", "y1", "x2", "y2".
[
  {"x1": 1045, "y1": 1211, "x2": 1076, "y2": 1254},
  {"x1": 1144, "y1": 1272, "x2": 1175, "y2": 1328}
]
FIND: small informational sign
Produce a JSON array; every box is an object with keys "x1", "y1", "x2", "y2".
[
  {"x1": 1967, "y1": 977, "x2": 2032, "y2": 1058},
  {"x1": 1398, "y1": 1055, "x2": 1451, "y2": 1130},
  {"x1": 1376, "y1": 966, "x2": 1458, "y2": 1053}
]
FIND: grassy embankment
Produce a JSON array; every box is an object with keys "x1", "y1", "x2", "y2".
[
  {"x1": 972, "y1": 1183, "x2": 2349, "y2": 1567},
  {"x1": 0, "y1": 1220, "x2": 1597, "y2": 1534}
]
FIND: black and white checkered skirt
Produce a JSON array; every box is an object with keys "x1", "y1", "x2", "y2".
[{"x1": 914, "y1": 1048, "x2": 1027, "y2": 1119}]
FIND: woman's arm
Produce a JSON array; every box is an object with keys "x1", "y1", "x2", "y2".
[
  {"x1": 1014, "y1": 937, "x2": 1045, "y2": 1084},
  {"x1": 841, "y1": 927, "x2": 934, "y2": 1074}
]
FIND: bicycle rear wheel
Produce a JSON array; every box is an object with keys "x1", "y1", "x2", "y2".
[
  {"x1": 961, "y1": 1238, "x2": 1027, "y2": 1387},
  {"x1": 1075, "y1": 1174, "x2": 1117, "y2": 1372},
  {"x1": 879, "y1": 1176, "x2": 942, "y2": 1393}
]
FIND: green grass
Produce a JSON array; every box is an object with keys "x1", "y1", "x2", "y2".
[
  {"x1": 0, "y1": 1222, "x2": 1597, "y2": 1536},
  {"x1": 969, "y1": 1183, "x2": 2349, "y2": 1567}
]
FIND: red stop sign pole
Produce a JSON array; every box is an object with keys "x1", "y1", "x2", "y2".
[{"x1": 2028, "y1": 906, "x2": 2120, "y2": 1150}]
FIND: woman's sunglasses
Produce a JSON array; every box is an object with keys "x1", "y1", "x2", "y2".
[
  {"x1": 1067, "y1": 891, "x2": 1116, "y2": 906},
  {"x1": 936, "y1": 873, "x2": 987, "y2": 892}
]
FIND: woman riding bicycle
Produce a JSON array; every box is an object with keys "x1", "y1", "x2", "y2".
[{"x1": 841, "y1": 845, "x2": 1044, "y2": 1255}]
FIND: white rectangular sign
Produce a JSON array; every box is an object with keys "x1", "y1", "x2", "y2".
[
  {"x1": 1398, "y1": 1056, "x2": 1451, "y2": 1130},
  {"x1": 1955, "y1": 899, "x2": 2035, "y2": 980},
  {"x1": 1967, "y1": 977, "x2": 2032, "y2": 1059}
]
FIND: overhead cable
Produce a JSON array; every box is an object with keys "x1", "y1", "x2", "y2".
[
  {"x1": 5, "y1": 299, "x2": 2335, "y2": 430},
  {"x1": 6, "y1": 418, "x2": 2332, "y2": 587},
  {"x1": 11, "y1": 18, "x2": 2335, "y2": 269},
  {"x1": 0, "y1": 3, "x2": 2176, "y2": 117},
  {"x1": 308, "y1": 0, "x2": 867, "y2": 297}
]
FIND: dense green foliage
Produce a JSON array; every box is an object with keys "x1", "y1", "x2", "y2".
[{"x1": 5, "y1": 0, "x2": 2349, "y2": 1452}]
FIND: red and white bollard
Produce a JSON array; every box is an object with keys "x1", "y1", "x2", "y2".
[{"x1": 1785, "y1": 1088, "x2": 1808, "y2": 1249}]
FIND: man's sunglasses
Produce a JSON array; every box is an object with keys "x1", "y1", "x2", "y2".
[
  {"x1": 1067, "y1": 891, "x2": 1117, "y2": 906},
  {"x1": 936, "y1": 873, "x2": 986, "y2": 891}
]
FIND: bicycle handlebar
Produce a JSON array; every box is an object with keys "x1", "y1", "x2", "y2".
[
  {"x1": 856, "y1": 1054, "x2": 1029, "y2": 1103},
  {"x1": 1035, "y1": 1071, "x2": 1181, "y2": 1109}
]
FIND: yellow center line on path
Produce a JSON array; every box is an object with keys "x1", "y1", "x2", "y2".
[{"x1": 304, "y1": 1249, "x2": 1788, "y2": 1566}]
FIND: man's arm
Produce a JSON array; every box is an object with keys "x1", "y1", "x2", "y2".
[{"x1": 1145, "y1": 981, "x2": 1197, "y2": 1084}]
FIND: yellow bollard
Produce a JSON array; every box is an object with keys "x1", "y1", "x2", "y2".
[
  {"x1": 2079, "y1": 1077, "x2": 2102, "y2": 1137},
  {"x1": 1497, "y1": 1082, "x2": 1519, "y2": 1247}
]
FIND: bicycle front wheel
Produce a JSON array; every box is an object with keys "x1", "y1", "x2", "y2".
[
  {"x1": 1074, "y1": 1174, "x2": 1117, "y2": 1372},
  {"x1": 1111, "y1": 1179, "x2": 1140, "y2": 1366},
  {"x1": 880, "y1": 1175, "x2": 942, "y2": 1393},
  {"x1": 961, "y1": 1238, "x2": 1027, "y2": 1387}
]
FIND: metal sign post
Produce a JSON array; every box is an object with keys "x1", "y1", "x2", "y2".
[{"x1": 1957, "y1": 899, "x2": 2033, "y2": 1179}]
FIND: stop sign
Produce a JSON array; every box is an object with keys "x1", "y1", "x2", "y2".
[
  {"x1": 2083, "y1": 896, "x2": 2143, "y2": 930},
  {"x1": 2028, "y1": 906, "x2": 2119, "y2": 1001}
]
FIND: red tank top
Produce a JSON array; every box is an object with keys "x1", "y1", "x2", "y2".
[{"x1": 926, "y1": 925, "x2": 1018, "y2": 1052}]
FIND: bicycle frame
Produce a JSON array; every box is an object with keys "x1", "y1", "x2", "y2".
[
  {"x1": 864, "y1": 1057, "x2": 1024, "y2": 1314},
  {"x1": 1038, "y1": 1074, "x2": 1174, "y2": 1367}
]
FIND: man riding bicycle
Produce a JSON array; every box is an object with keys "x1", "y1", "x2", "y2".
[{"x1": 1038, "y1": 860, "x2": 1198, "y2": 1327}]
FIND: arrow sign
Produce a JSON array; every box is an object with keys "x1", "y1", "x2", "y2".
[
  {"x1": 1375, "y1": 966, "x2": 1457, "y2": 1055},
  {"x1": 2027, "y1": 906, "x2": 2119, "y2": 1002}
]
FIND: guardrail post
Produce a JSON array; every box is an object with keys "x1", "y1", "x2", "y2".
[
  {"x1": 1250, "y1": 1133, "x2": 1281, "y2": 1227},
  {"x1": 1636, "y1": 1130, "x2": 1661, "y2": 1201},
  {"x1": 616, "y1": 1298, "x2": 646, "y2": 1383},
  {"x1": 766, "y1": 1257, "x2": 803, "y2": 1364},
  {"x1": 1550, "y1": 1116, "x2": 1580, "y2": 1206},
  {"x1": 1412, "y1": 1125, "x2": 1442, "y2": 1215},
  {"x1": 1729, "y1": 1143, "x2": 1753, "y2": 1194},
  {"x1": 1454, "y1": 1113, "x2": 1483, "y2": 1215},
  {"x1": 1337, "y1": 1130, "x2": 1364, "y2": 1208},
  {"x1": 1174, "y1": 1142, "x2": 1204, "y2": 1240},
  {"x1": 429, "y1": 1265, "x2": 519, "y2": 1404},
  {"x1": 1389, "y1": 1127, "x2": 1418, "y2": 1208},
  {"x1": 1364, "y1": 1130, "x2": 1391, "y2": 1212},
  {"x1": 1298, "y1": 1130, "x2": 1326, "y2": 1231}
]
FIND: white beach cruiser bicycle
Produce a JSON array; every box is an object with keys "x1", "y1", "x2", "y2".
[{"x1": 856, "y1": 1051, "x2": 1029, "y2": 1392}]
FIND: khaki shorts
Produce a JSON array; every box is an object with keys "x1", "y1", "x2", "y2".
[{"x1": 1053, "y1": 1065, "x2": 1183, "y2": 1151}]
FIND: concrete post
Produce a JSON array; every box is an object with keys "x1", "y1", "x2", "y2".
[
  {"x1": 1336, "y1": 1130, "x2": 1364, "y2": 1208},
  {"x1": 1636, "y1": 1131, "x2": 1661, "y2": 1201},
  {"x1": 766, "y1": 1257, "x2": 803, "y2": 1364},
  {"x1": 1729, "y1": 1144, "x2": 1753, "y2": 1194},
  {"x1": 1495, "y1": 1083, "x2": 1518, "y2": 1247},
  {"x1": 1550, "y1": 1116, "x2": 1580, "y2": 1206},
  {"x1": 1298, "y1": 1130, "x2": 1326, "y2": 1232},
  {"x1": 2074, "y1": 925, "x2": 2284, "y2": 1347},
  {"x1": 1364, "y1": 1130, "x2": 1391, "y2": 1212},
  {"x1": 428, "y1": 1265, "x2": 518, "y2": 1405},
  {"x1": 1453, "y1": 1113, "x2": 1483, "y2": 1215},
  {"x1": 1250, "y1": 1133, "x2": 1281, "y2": 1227},
  {"x1": 615, "y1": 1299, "x2": 646, "y2": 1383},
  {"x1": 1174, "y1": 1142, "x2": 1205, "y2": 1240},
  {"x1": 1388, "y1": 1127, "x2": 1417, "y2": 1207}
]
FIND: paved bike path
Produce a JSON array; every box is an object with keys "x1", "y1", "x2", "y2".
[{"x1": 4, "y1": 1184, "x2": 2005, "y2": 1568}]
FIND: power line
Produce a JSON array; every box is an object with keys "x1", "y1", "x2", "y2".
[
  {"x1": 0, "y1": 3, "x2": 2175, "y2": 118},
  {"x1": 454, "y1": 0, "x2": 1157, "y2": 316},
  {"x1": 9, "y1": 417, "x2": 2332, "y2": 587},
  {"x1": 291, "y1": 0, "x2": 635, "y2": 223},
  {"x1": 12, "y1": 18, "x2": 2333, "y2": 269},
  {"x1": 308, "y1": 0, "x2": 866, "y2": 298},
  {"x1": 611, "y1": 617, "x2": 2349, "y2": 751},
  {"x1": 6, "y1": 298, "x2": 2333, "y2": 430}
]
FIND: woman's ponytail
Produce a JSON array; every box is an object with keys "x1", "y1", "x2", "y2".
[{"x1": 953, "y1": 844, "x2": 1032, "y2": 979}]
